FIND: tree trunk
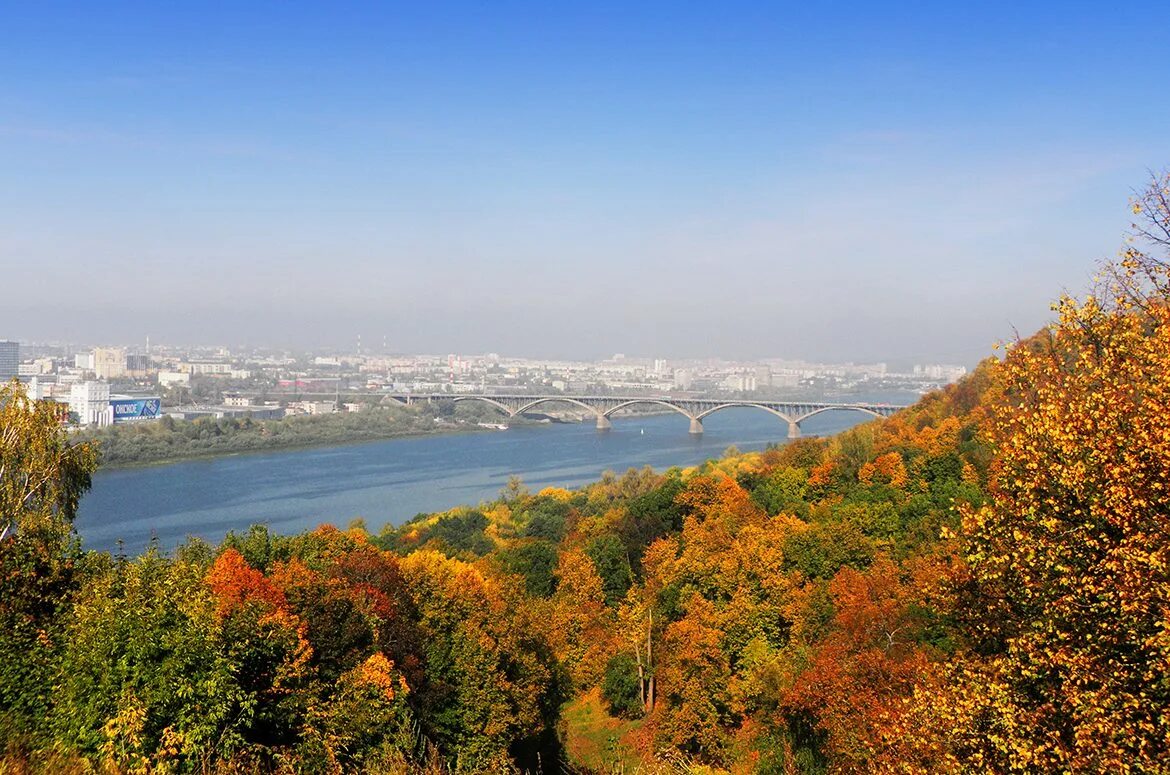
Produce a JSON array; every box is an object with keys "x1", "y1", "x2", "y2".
[{"x1": 645, "y1": 607, "x2": 655, "y2": 712}]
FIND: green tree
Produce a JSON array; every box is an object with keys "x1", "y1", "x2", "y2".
[
  {"x1": 748, "y1": 466, "x2": 809, "y2": 516},
  {"x1": 430, "y1": 511, "x2": 494, "y2": 558},
  {"x1": 585, "y1": 534, "x2": 633, "y2": 607},
  {"x1": 601, "y1": 653, "x2": 644, "y2": 719},
  {"x1": 53, "y1": 552, "x2": 265, "y2": 771},
  {"x1": 496, "y1": 541, "x2": 559, "y2": 597}
]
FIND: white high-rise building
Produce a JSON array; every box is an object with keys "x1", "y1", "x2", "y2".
[{"x1": 69, "y1": 381, "x2": 112, "y2": 426}]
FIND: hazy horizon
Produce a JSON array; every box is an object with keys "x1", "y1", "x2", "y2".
[
  {"x1": 14, "y1": 338, "x2": 955, "y2": 373},
  {"x1": 4, "y1": 3, "x2": 1168, "y2": 362}
]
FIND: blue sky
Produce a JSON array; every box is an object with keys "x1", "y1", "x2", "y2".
[{"x1": 2, "y1": 2, "x2": 1167, "y2": 363}]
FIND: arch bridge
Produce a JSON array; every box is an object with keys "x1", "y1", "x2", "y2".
[{"x1": 387, "y1": 393, "x2": 905, "y2": 437}]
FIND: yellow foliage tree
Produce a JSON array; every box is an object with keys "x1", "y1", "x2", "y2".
[
  {"x1": 0, "y1": 380, "x2": 97, "y2": 540},
  {"x1": 549, "y1": 549, "x2": 616, "y2": 688},
  {"x1": 916, "y1": 175, "x2": 1170, "y2": 772}
]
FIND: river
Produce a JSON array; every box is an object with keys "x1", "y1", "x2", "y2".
[{"x1": 75, "y1": 397, "x2": 915, "y2": 553}]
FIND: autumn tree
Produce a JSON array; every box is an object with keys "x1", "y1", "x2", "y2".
[
  {"x1": 0, "y1": 379, "x2": 97, "y2": 541},
  {"x1": 549, "y1": 548, "x2": 616, "y2": 688},
  {"x1": 921, "y1": 173, "x2": 1170, "y2": 772},
  {"x1": 52, "y1": 551, "x2": 289, "y2": 770},
  {"x1": 783, "y1": 556, "x2": 936, "y2": 770},
  {"x1": 303, "y1": 653, "x2": 415, "y2": 772},
  {"x1": 0, "y1": 381, "x2": 97, "y2": 745},
  {"x1": 400, "y1": 550, "x2": 564, "y2": 769},
  {"x1": 653, "y1": 594, "x2": 734, "y2": 761}
]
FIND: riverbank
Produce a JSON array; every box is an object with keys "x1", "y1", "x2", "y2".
[
  {"x1": 89, "y1": 424, "x2": 494, "y2": 470},
  {"x1": 76, "y1": 405, "x2": 486, "y2": 469},
  {"x1": 75, "y1": 402, "x2": 592, "y2": 470}
]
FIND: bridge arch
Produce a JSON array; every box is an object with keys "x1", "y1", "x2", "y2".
[
  {"x1": 692, "y1": 402, "x2": 801, "y2": 438},
  {"x1": 514, "y1": 397, "x2": 609, "y2": 417},
  {"x1": 793, "y1": 405, "x2": 884, "y2": 424},
  {"x1": 693, "y1": 402, "x2": 796, "y2": 424},
  {"x1": 602, "y1": 399, "x2": 708, "y2": 435},
  {"x1": 602, "y1": 399, "x2": 699, "y2": 421},
  {"x1": 451, "y1": 395, "x2": 517, "y2": 416}
]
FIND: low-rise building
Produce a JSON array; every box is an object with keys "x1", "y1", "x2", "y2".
[
  {"x1": 68, "y1": 381, "x2": 162, "y2": 425},
  {"x1": 720, "y1": 373, "x2": 758, "y2": 392},
  {"x1": 167, "y1": 404, "x2": 284, "y2": 421},
  {"x1": 158, "y1": 370, "x2": 191, "y2": 388},
  {"x1": 70, "y1": 381, "x2": 112, "y2": 426},
  {"x1": 183, "y1": 361, "x2": 232, "y2": 375},
  {"x1": 27, "y1": 376, "x2": 58, "y2": 400}
]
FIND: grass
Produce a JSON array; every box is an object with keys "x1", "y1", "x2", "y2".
[{"x1": 561, "y1": 688, "x2": 646, "y2": 774}]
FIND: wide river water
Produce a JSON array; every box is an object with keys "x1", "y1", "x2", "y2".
[{"x1": 76, "y1": 396, "x2": 915, "y2": 553}]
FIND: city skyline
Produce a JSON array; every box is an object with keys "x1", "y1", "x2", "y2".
[{"x1": 8, "y1": 335, "x2": 972, "y2": 373}]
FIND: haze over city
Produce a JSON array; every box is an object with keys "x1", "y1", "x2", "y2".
[{"x1": 4, "y1": 3, "x2": 1167, "y2": 361}]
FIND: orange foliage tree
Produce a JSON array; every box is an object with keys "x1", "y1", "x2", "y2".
[{"x1": 784, "y1": 556, "x2": 938, "y2": 770}]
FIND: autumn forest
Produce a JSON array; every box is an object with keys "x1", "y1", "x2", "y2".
[{"x1": 3, "y1": 175, "x2": 1170, "y2": 773}]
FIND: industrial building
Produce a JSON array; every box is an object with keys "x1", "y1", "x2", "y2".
[
  {"x1": 166, "y1": 404, "x2": 284, "y2": 421},
  {"x1": 68, "y1": 381, "x2": 161, "y2": 426}
]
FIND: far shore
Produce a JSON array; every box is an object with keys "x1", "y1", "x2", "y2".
[
  {"x1": 84, "y1": 413, "x2": 590, "y2": 472},
  {"x1": 88, "y1": 424, "x2": 491, "y2": 471}
]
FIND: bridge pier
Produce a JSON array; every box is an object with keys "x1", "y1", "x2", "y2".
[
  {"x1": 689, "y1": 417, "x2": 704, "y2": 435},
  {"x1": 788, "y1": 421, "x2": 801, "y2": 439},
  {"x1": 596, "y1": 414, "x2": 613, "y2": 431}
]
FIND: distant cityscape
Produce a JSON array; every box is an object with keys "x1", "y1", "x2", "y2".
[{"x1": 0, "y1": 338, "x2": 968, "y2": 428}]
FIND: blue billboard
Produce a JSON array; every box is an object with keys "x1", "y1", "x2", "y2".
[{"x1": 111, "y1": 397, "x2": 161, "y2": 422}]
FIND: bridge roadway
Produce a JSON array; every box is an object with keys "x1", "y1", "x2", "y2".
[{"x1": 386, "y1": 393, "x2": 906, "y2": 436}]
